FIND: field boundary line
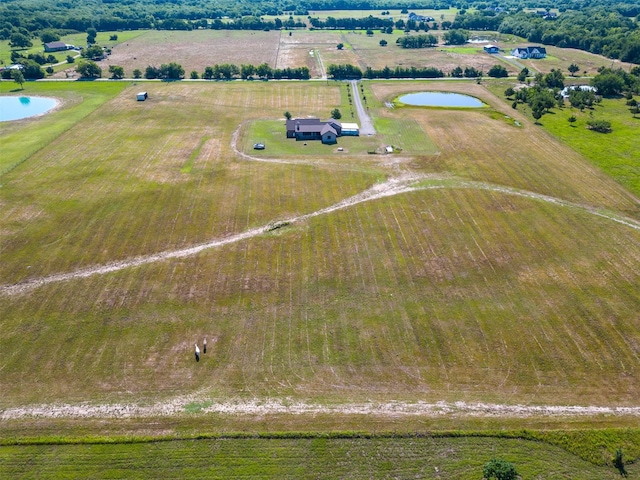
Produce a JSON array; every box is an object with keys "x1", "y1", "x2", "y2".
[
  {"x1": 3, "y1": 398, "x2": 640, "y2": 420},
  {"x1": 2, "y1": 177, "x2": 639, "y2": 297}
]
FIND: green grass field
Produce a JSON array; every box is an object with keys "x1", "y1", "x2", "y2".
[
  {"x1": 0, "y1": 434, "x2": 633, "y2": 478},
  {"x1": 485, "y1": 80, "x2": 640, "y2": 199},
  {"x1": 1, "y1": 75, "x2": 639, "y2": 476}
]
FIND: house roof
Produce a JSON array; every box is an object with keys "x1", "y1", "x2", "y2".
[
  {"x1": 45, "y1": 41, "x2": 67, "y2": 49},
  {"x1": 287, "y1": 118, "x2": 342, "y2": 134}
]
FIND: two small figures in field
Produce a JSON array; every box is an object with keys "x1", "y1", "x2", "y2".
[{"x1": 195, "y1": 338, "x2": 207, "y2": 362}]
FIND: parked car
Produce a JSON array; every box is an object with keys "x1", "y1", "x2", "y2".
[{"x1": 253, "y1": 143, "x2": 265, "y2": 150}]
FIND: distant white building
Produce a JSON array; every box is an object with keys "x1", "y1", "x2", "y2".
[
  {"x1": 137, "y1": 92, "x2": 148, "y2": 101},
  {"x1": 341, "y1": 122, "x2": 360, "y2": 136},
  {"x1": 510, "y1": 46, "x2": 547, "y2": 59},
  {"x1": 561, "y1": 85, "x2": 597, "y2": 98}
]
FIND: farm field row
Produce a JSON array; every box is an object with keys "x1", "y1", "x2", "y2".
[
  {"x1": 14, "y1": 26, "x2": 627, "y2": 80},
  {"x1": 0, "y1": 435, "x2": 630, "y2": 479}
]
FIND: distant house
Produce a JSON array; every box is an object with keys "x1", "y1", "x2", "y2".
[
  {"x1": 408, "y1": 12, "x2": 435, "y2": 22},
  {"x1": 510, "y1": 46, "x2": 547, "y2": 59},
  {"x1": 560, "y1": 85, "x2": 597, "y2": 98},
  {"x1": 286, "y1": 118, "x2": 342, "y2": 144},
  {"x1": 483, "y1": 44, "x2": 499, "y2": 54},
  {"x1": 44, "y1": 41, "x2": 71, "y2": 52}
]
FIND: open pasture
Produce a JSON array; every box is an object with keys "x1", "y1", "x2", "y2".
[
  {"x1": 2, "y1": 79, "x2": 639, "y2": 421},
  {"x1": 98, "y1": 30, "x2": 282, "y2": 77},
  {"x1": 515, "y1": 45, "x2": 635, "y2": 76},
  {"x1": 0, "y1": 435, "x2": 627, "y2": 479}
]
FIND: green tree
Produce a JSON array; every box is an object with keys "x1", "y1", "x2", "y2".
[
  {"x1": 532, "y1": 108, "x2": 543, "y2": 124},
  {"x1": 159, "y1": 62, "x2": 185, "y2": 79},
  {"x1": 379, "y1": 39, "x2": 387, "y2": 47},
  {"x1": 284, "y1": 111, "x2": 292, "y2": 120},
  {"x1": 591, "y1": 72, "x2": 625, "y2": 97},
  {"x1": 66, "y1": 55, "x2": 75, "y2": 63},
  {"x1": 83, "y1": 45, "x2": 104, "y2": 60},
  {"x1": 443, "y1": 29, "x2": 468, "y2": 45},
  {"x1": 11, "y1": 69, "x2": 25, "y2": 89},
  {"x1": 336, "y1": 43, "x2": 344, "y2": 50},
  {"x1": 10, "y1": 32, "x2": 32, "y2": 48},
  {"x1": 21, "y1": 60, "x2": 45, "y2": 79},
  {"x1": 483, "y1": 459, "x2": 518, "y2": 480},
  {"x1": 109, "y1": 34, "x2": 118, "y2": 41},
  {"x1": 331, "y1": 108, "x2": 342, "y2": 119},
  {"x1": 202, "y1": 66, "x2": 215, "y2": 80},
  {"x1": 488, "y1": 65, "x2": 508, "y2": 78},
  {"x1": 504, "y1": 87, "x2": 515, "y2": 98},
  {"x1": 517, "y1": 67, "x2": 529, "y2": 82},
  {"x1": 190, "y1": 70, "x2": 199, "y2": 79},
  {"x1": 586, "y1": 119, "x2": 612, "y2": 132},
  {"x1": 568, "y1": 63, "x2": 580, "y2": 76},
  {"x1": 76, "y1": 60, "x2": 102, "y2": 78},
  {"x1": 45, "y1": 66, "x2": 54, "y2": 74},
  {"x1": 568, "y1": 115, "x2": 577, "y2": 124},
  {"x1": 256, "y1": 63, "x2": 272, "y2": 79},
  {"x1": 86, "y1": 27, "x2": 97, "y2": 44},
  {"x1": 40, "y1": 30, "x2": 60, "y2": 44},
  {"x1": 132, "y1": 68, "x2": 142, "y2": 79},
  {"x1": 108, "y1": 65, "x2": 124, "y2": 79}
]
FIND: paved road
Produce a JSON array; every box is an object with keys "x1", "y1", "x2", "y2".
[{"x1": 350, "y1": 80, "x2": 375, "y2": 136}]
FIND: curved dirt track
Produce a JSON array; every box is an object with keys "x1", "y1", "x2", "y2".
[{"x1": 2, "y1": 175, "x2": 639, "y2": 297}]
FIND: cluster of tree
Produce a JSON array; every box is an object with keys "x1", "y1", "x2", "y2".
[
  {"x1": 363, "y1": 65, "x2": 445, "y2": 79},
  {"x1": 10, "y1": 50, "x2": 57, "y2": 66},
  {"x1": 443, "y1": 29, "x2": 469, "y2": 45},
  {"x1": 451, "y1": 10, "x2": 506, "y2": 30},
  {"x1": 3, "y1": 0, "x2": 639, "y2": 65},
  {"x1": 327, "y1": 64, "x2": 364, "y2": 79},
  {"x1": 508, "y1": 80, "x2": 561, "y2": 123},
  {"x1": 591, "y1": 67, "x2": 640, "y2": 97},
  {"x1": 395, "y1": 34, "x2": 438, "y2": 48},
  {"x1": 76, "y1": 59, "x2": 102, "y2": 78},
  {"x1": 200, "y1": 63, "x2": 309, "y2": 80},
  {"x1": 566, "y1": 88, "x2": 597, "y2": 110},
  {"x1": 0, "y1": 61, "x2": 45, "y2": 80},
  {"x1": 309, "y1": 16, "x2": 394, "y2": 30},
  {"x1": 450, "y1": 66, "x2": 482, "y2": 77},
  {"x1": 487, "y1": 64, "x2": 508, "y2": 77},
  {"x1": 144, "y1": 62, "x2": 185, "y2": 80}
]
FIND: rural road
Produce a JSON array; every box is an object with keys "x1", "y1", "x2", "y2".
[{"x1": 350, "y1": 80, "x2": 375, "y2": 135}]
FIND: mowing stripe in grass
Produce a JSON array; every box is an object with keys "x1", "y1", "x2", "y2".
[{"x1": 2, "y1": 176, "x2": 639, "y2": 296}]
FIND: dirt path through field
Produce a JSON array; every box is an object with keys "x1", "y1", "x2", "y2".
[
  {"x1": 2, "y1": 176, "x2": 639, "y2": 297},
  {"x1": 3, "y1": 397, "x2": 640, "y2": 420}
]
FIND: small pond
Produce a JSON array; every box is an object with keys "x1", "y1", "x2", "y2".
[
  {"x1": 0, "y1": 96, "x2": 58, "y2": 122},
  {"x1": 398, "y1": 92, "x2": 485, "y2": 108}
]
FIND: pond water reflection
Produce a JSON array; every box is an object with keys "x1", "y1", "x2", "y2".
[
  {"x1": 0, "y1": 96, "x2": 57, "y2": 121},
  {"x1": 398, "y1": 92, "x2": 485, "y2": 108}
]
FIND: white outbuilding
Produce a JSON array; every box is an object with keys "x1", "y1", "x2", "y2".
[{"x1": 137, "y1": 91, "x2": 148, "y2": 101}]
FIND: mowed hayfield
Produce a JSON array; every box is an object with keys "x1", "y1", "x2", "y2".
[
  {"x1": 2, "y1": 77, "x2": 639, "y2": 420},
  {"x1": 0, "y1": 435, "x2": 631, "y2": 479}
]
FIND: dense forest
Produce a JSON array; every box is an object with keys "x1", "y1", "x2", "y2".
[{"x1": 2, "y1": 0, "x2": 639, "y2": 63}]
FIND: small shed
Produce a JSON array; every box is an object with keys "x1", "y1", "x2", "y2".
[
  {"x1": 483, "y1": 44, "x2": 499, "y2": 54},
  {"x1": 341, "y1": 122, "x2": 360, "y2": 136},
  {"x1": 137, "y1": 92, "x2": 148, "y2": 101}
]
